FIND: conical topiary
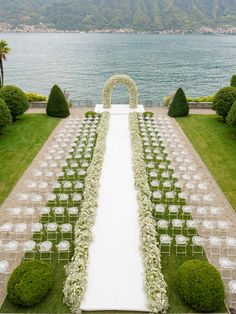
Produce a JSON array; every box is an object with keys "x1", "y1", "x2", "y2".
[
  {"x1": 226, "y1": 100, "x2": 236, "y2": 127},
  {"x1": 231, "y1": 75, "x2": 236, "y2": 88},
  {"x1": 168, "y1": 88, "x2": 189, "y2": 117},
  {"x1": 46, "y1": 85, "x2": 70, "y2": 118}
]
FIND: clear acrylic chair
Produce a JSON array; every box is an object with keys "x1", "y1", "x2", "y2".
[
  {"x1": 38, "y1": 241, "x2": 53, "y2": 261},
  {"x1": 191, "y1": 236, "x2": 205, "y2": 256},
  {"x1": 0, "y1": 260, "x2": 10, "y2": 283},
  {"x1": 160, "y1": 234, "x2": 172, "y2": 256},
  {"x1": 56, "y1": 241, "x2": 70, "y2": 263},
  {"x1": 175, "y1": 235, "x2": 189, "y2": 256},
  {"x1": 23, "y1": 240, "x2": 36, "y2": 261}
]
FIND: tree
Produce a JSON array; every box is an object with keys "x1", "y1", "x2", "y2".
[
  {"x1": 0, "y1": 86, "x2": 29, "y2": 121},
  {"x1": 226, "y1": 101, "x2": 236, "y2": 127},
  {"x1": 168, "y1": 88, "x2": 189, "y2": 117},
  {"x1": 213, "y1": 87, "x2": 236, "y2": 121},
  {"x1": 231, "y1": 75, "x2": 236, "y2": 87},
  {"x1": 0, "y1": 40, "x2": 10, "y2": 88},
  {"x1": 46, "y1": 85, "x2": 70, "y2": 118}
]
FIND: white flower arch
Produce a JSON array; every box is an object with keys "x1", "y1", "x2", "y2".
[{"x1": 103, "y1": 74, "x2": 139, "y2": 109}]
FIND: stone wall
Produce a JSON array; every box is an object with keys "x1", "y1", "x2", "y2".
[
  {"x1": 29, "y1": 101, "x2": 47, "y2": 108},
  {"x1": 188, "y1": 102, "x2": 212, "y2": 109}
]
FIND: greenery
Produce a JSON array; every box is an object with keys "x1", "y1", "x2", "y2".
[
  {"x1": 46, "y1": 85, "x2": 70, "y2": 118},
  {"x1": 7, "y1": 261, "x2": 53, "y2": 307},
  {"x1": 0, "y1": 114, "x2": 60, "y2": 206},
  {"x1": 143, "y1": 111, "x2": 154, "y2": 117},
  {"x1": 0, "y1": 40, "x2": 10, "y2": 87},
  {"x1": 85, "y1": 111, "x2": 97, "y2": 118},
  {"x1": 227, "y1": 100, "x2": 236, "y2": 127},
  {"x1": 1, "y1": 0, "x2": 236, "y2": 31},
  {"x1": 177, "y1": 260, "x2": 224, "y2": 312},
  {"x1": 231, "y1": 74, "x2": 236, "y2": 87},
  {"x1": 0, "y1": 85, "x2": 29, "y2": 121},
  {"x1": 177, "y1": 114, "x2": 236, "y2": 209},
  {"x1": 25, "y1": 92, "x2": 47, "y2": 102},
  {"x1": 187, "y1": 95, "x2": 215, "y2": 102},
  {"x1": 168, "y1": 88, "x2": 189, "y2": 117},
  {"x1": 0, "y1": 98, "x2": 11, "y2": 132},
  {"x1": 213, "y1": 86, "x2": 236, "y2": 121}
]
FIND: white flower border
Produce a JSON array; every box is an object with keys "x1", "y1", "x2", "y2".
[
  {"x1": 63, "y1": 112, "x2": 110, "y2": 313},
  {"x1": 129, "y1": 112, "x2": 169, "y2": 313},
  {"x1": 103, "y1": 74, "x2": 138, "y2": 109}
]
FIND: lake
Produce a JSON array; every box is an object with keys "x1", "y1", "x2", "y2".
[{"x1": 1, "y1": 33, "x2": 236, "y2": 104}]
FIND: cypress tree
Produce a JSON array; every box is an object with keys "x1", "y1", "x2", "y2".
[
  {"x1": 231, "y1": 75, "x2": 236, "y2": 88},
  {"x1": 168, "y1": 88, "x2": 189, "y2": 117},
  {"x1": 46, "y1": 85, "x2": 70, "y2": 118}
]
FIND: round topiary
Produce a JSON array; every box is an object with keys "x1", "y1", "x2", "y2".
[
  {"x1": 168, "y1": 87, "x2": 189, "y2": 117},
  {"x1": 0, "y1": 85, "x2": 29, "y2": 121},
  {"x1": 85, "y1": 111, "x2": 96, "y2": 118},
  {"x1": 213, "y1": 86, "x2": 236, "y2": 121},
  {"x1": 46, "y1": 85, "x2": 70, "y2": 118},
  {"x1": 143, "y1": 111, "x2": 154, "y2": 117},
  {"x1": 7, "y1": 260, "x2": 53, "y2": 307},
  {"x1": 0, "y1": 98, "x2": 12, "y2": 132},
  {"x1": 226, "y1": 100, "x2": 236, "y2": 127},
  {"x1": 231, "y1": 75, "x2": 236, "y2": 88},
  {"x1": 177, "y1": 259, "x2": 225, "y2": 312}
]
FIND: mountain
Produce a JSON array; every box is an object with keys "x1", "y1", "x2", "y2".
[{"x1": 0, "y1": 0, "x2": 236, "y2": 31}]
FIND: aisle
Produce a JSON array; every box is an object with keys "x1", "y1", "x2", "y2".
[{"x1": 80, "y1": 113, "x2": 149, "y2": 311}]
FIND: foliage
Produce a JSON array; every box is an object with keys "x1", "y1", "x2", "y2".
[
  {"x1": 0, "y1": 40, "x2": 10, "y2": 87},
  {"x1": 231, "y1": 75, "x2": 236, "y2": 87},
  {"x1": 226, "y1": 100, "x2": 236, "y2": 127},
  {"x1": 129, "y1": 112, "x2": 168, "y2": 313},
  {"x1": 0, "y1": 85, "x2": 29, "y2": 121},
  {"x1": 0, "y1": 98, "x2": 11, "y2": 132},
  {"x1": 213, "y1": 86, "x2": 236, "y2": 121},
  {"x1": 103, "y1": 75, "x2": 138, "y2": 109},
  {"x1": 187, "y1": 95, "x2": 214, "y2": 102},
  {"x1": 85, "y1": 111, "x2": 97, "y2": 118},
  {"x1": 1, "y1": 0, "x2": 236, "y2": 31},
  {"x1": 7, "y1": 261, "x2": 53, "y2": 307},
  {"x1": 177, "y1": 259, "x2": 224, "y2": 312},
  {"x1": 64, "y1": 112, "x2": 110, "y2": 313},
  {"x1": 168, "y1": 88, "x2": 189, "y2": 117},
  {"x1": 46, "y1": 85, "x2": 70, "y2": 118},
  {"x1": 143, "y1": 111, "x2": 154, "y2": 117},
  {"x1": 25, "y1": 92, "x2": 47, "y2": 102}
]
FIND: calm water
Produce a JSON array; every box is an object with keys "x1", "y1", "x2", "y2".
[{"x1": 1, "y1": 33, "x2": 236, "y2": 103}]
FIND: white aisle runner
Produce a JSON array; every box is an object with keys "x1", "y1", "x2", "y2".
[{"x1": 80, "y1": 113, "x2": 149, "y2": 311}]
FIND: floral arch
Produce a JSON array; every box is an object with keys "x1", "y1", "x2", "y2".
[{"x1": 103, "y1": 75, "x2": 138, "y2": 109}]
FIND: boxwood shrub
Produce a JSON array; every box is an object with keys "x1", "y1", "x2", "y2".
[
  {"x1": 46, "y1": 85, "x2": 70, "y2": 118},
  {"x1": 7, "y1": 260, "x2": 53, "y2": 307},
  {"x1": 0, "y1": 85, "x2": 29, "y2": 121},
  {"x1": 143, "y1": 111, "x2": 154, "y2": 117},
  {"x1": 85, "y1": 111, "x2": 96, "y2": 118},
  {"x1": 0, "y1": 98, "x2": 12, "y2": 132},
  {"x1": 213, "y1": 86, "x2": 236, "y2": 121},
  {"x1": 227, "y1": 100, "x2": 236, "y2": 127},
  {"x1": 25, "y1": 92, "x2": 46, "y2": 102},
  {"x1": 231, "y1": 75, "x2": 236, "y2": 88},
  {"x1": 168, "y1": 88, "x2": 189, "y2": 117},
  {"x1": 177, "y1": 259, "x2": 225, "y2": 312}
]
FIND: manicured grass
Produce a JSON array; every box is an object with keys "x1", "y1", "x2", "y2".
[
  {"x1": 177, "y1": 114, "x2": 236, "y2": 210},
  {"x1": 0, "y1": 114, "x2": 60, "y2": 206}
]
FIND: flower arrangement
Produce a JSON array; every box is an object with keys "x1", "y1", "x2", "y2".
[
  {"x1": 63, "y1": 112, "x2": 110, "y2": 313},
  {"x1": 129, "y1": 112, "x2": 169, "y2": 313},
  {"x1": 103, "y1": 74, "x2": 138, "y2": 109}
]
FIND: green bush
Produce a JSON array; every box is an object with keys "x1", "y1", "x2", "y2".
[
  {"x1": 7, "y1": 260, "x2": 53, "y2": 307},
  {"x1": 143, "y1": 111, "x2": 154, "y2": 117},
  {"x1": 187, "y1": 95, "x2": 214, "y2": 102},
  {"x1": 25, "y1": 92, "x2": 46, "y2": 102},
  {"x1": 177, "y1": 259, "x2": 224, "y2": 312},
  {"x1": 226, "y1": 100, "x2": 236, "y2": 127},
  {"x1": 0, "y1": 85, "x2": 29, "y2": 121},
  {"x1": 231, "y1": 75, "x2": 236, "y2": 87},
  {"x1": 46, "y1": 85, "x2": 70, "y2": 118},
  {"x1": 85, "y1": 111, "x2": 96, "y2": 118},
  {"x1": 213, "y1": 86, "x2": 236, "y2": 121},
  {"x1": 168, "y1": 88, "x2": 189, "y2": 117},
  {"x1": 0, "y1": 98, "x2": 12, "y2": 132}
]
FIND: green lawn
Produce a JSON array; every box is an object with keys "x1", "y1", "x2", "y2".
[
  {"x1": 177, "y1": 114, "x2": 236, "y2": 210},
  {"x1": 0, "y1": 114, "x2": 60, "y2": 206}
]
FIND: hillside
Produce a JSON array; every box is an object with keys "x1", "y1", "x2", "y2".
[{"x1": 0, "y1": 0, "x2": 236, "y2": 31}]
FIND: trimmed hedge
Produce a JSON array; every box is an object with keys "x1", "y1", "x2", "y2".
[
  {"x1": 25, "y1": 92, "x2": 46, "y2": 102},
  {"x1": 168, "y1": 88, "x2": 189, "y2": 117},
  {"x1": 85, "y1": 111, "x2": 96, "y2": 118},
  {"x1": 177, "y1": 260, "x2": 225, "y2": 312},
  {"x1": 231, "y1": 75, "x2": 236, "y2": 88},
  {"x1": 213, "y1": 86, "x2": 236, "y2": 121},
  {"x1": 0, "y1": 98, "x2": 12, "y2": 132},
  {"x1": 227, "y1": 100, "x2": 236, "y2": 127},
  {"x1": 7, "y1": 260, "x2": 53, "y2": 307},
  {"x1": 0, "y1": 85, "x2": 29, "y2": 121},
  {"x1": 46, "y1": 85, "x2": 70, "y2": 118}
]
